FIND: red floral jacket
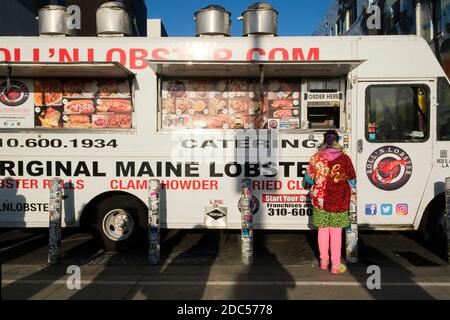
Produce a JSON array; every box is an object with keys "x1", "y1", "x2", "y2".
[{"x1": 307, "y1": 149, "x2": 356, "y2": 213}]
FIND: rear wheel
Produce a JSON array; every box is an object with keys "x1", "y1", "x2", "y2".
[
  {"x1": 92, "y1": 195, "x2": 147, "y2": 252},
  {"x1": 419, "y1": 196, "x2": 447, "y2": 250}
]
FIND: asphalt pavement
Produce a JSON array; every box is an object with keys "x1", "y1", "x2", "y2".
[{"x1": 1, "y1": 228, "x2": 449, "y2": 300}]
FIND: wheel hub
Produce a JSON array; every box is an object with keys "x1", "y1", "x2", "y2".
[{"x1": 102, "y1": 209, "x2": 134, "y2": 241}]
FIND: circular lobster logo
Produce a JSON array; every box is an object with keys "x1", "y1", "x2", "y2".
[
  {"x1": 0, "y1": 81, "x2": 29, "y2": 107},
  {"x1": 366, "y1": 146, "x2": 413, "y2": 191}
]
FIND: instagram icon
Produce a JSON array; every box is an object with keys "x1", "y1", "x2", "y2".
[{"x1": 396, "y1": 204, "x2": 408, "y2": 216}]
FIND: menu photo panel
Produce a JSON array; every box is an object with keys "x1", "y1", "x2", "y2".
[{"x1": 34, "y1": 79, "x2": 133, "y2": 129}]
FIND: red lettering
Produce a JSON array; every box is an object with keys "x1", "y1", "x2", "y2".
[
  {"x1": 33, "y1": 48, "x2": 40, "y2": 62},
  {"x1": 42, "y1": 180, "x2": 50, "y2": 189},
  {"x1": 210, "y1": 180, "x2": 218, "y2": 190},
  {"x1": 130, "y1": 48, "x2": 148, "y2": 69},
  {"x1": 246, "y1": 48, "x2": 265, "y2": 61},
  {"x1": 59, "y1": 48, "x2": 79, "y2": 62},
  {"x1": 269, "y1": 48, "x2": 289, "y2": 61},
  {"x1": 292, "y1": 48, "x2": 305, "y2": 60},
  {"x1": 106, "y1": 48, "x2": 127, "y2": 65},
  {"x1": 13, "y1": 48, "x2": 20, "y2": 62},
  {"x1": 136, "y1": 180, "x2": 147, "y2": 189},
  {"x1": 214, "y1": 48, "x2": 232, "y2": 61},
  {"x1": 0, "y1": 48, "x2": 11, "y2": 61},
  {"x1": 152, "y1": 48, "x2": 170, "y2": 60},
  {"x1": 30, "y1": 180, "x2": 38, "y2": 189},
  {"x1": 292, "y1": 48, "x2": 320, "y2": 61},
  {"x1": 87, "y1": 48, "x2": 95, "y2": 62},
  {"x1": 307, "y1": 48, "x2": 320, "y2": 60}
]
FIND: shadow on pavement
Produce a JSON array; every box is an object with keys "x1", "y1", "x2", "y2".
[
  {"x1": 347, "y1": 232, "x2": 437, "y2": 300},
  {"x1": 229, "y1": 230, "x2": 295, "y2": 300}
]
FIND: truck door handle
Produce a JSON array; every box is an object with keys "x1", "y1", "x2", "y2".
[{"x1": 357, "y1": 139, "x2": 363, "y2": 153}]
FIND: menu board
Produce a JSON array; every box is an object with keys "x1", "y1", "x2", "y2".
[
  {"x1": 161, "y1": 79, "x2": 268, "y2": 129},
  {"x1": 0, "y1": 79, "x2": 35, "y2": 129},
  {"x1": 34, "y1": 79, "x2": 132, "y2": 129},
  {"x1": 266, "y1": 80, "x2": 301, "y2": 129}
]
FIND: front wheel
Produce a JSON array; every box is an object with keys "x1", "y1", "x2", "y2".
[{"x1": 93, "y1": 195, "x2": 147, "y2": 252}]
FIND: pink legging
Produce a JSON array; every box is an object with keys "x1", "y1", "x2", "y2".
[{"x1": 318, "y1": 227, "x2": 342, "y2": 265}]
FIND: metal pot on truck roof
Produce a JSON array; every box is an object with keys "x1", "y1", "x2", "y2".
[{"x1": 238, "y1": 2, "x2": 278, "y2": 36}]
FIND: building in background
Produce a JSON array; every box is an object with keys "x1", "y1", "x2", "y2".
[
  {"x1": 0, "y1": 0, "x2": 148, "y2": 37},
  {"x1": 314, "y1": 0, "x2": 450, "y2": 77}
]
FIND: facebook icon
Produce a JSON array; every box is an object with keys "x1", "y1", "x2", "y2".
[{"x1": 365, "y1": 204, "x2": 377, "y2": 216}]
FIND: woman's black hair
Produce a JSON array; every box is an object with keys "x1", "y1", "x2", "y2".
[{"x1": 323, "y1": 130, "x2": 339, "y2": 147}]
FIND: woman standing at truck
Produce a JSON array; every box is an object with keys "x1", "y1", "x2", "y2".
[{"x1": 305, "y1": 130, "x2": 356, "y2": 274}]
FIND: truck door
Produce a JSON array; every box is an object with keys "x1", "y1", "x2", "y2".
[{"x1": 356, "y1": 81, "x2": 434, "y2": 228}]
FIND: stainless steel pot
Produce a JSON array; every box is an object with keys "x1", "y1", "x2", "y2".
[
  {"x1": 238, "y1": 2, "x2": 278, "y2": 36},
  {"x1": 38, "y1": 5, "x2": 69, "y2": 36},
  {"x1": 194, "y1": 5, "x2": 231, "y2": 36},
  {"x1": 96, "y1": 1, "x2": 131, "y2": 36}
]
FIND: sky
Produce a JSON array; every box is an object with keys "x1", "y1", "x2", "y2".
[{"x1": 145, "y1": 0, "x2": 332, "y2": 36}]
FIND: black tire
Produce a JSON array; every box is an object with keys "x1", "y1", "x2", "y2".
[
  {"x1": 419, "y1": 196, "x2": 447, "y2": 250},
  {"x1": 92, "y1": 195, "x2": 147, "y2": 252}
]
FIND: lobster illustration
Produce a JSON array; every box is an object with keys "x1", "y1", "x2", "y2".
[{"x1": 372, "y1": 159, "x2": 407, "y2": 184}]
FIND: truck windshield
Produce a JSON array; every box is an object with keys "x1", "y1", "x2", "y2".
[{"x1": 365, "y1": 85, "x2": 430, "y2": 143}]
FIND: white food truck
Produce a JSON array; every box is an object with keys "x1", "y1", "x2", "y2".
[{"x1": 0, "y1": 4, "x2": 449, "y2": 251}]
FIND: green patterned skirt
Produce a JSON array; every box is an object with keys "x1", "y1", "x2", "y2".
[{"x1": 312, "y1": 207, "x2": 349, "y2": 228}]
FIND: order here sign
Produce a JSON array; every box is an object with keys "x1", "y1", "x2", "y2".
[{"x1": 304, "y1": 92, "x2": 343, "y2": 101}]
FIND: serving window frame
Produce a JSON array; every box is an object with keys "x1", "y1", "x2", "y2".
[
  {"x1": 150, "y1": 60, "x2": 363, "y2": 133},
  {"x1": 0, "y1": 61, "x2": 136, "y2": 133}
]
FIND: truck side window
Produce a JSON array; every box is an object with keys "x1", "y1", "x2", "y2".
[
  {"x1": 437, "y1": 77, "x2": 450, "y2": 141},
  {"x1": 365, "y1": 85, "x2": 430, "y2": 143}
]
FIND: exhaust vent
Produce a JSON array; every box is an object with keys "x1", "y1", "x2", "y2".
[
  {"x1": 96, "y1": 2, "x2": 131, "y2": 37},
  {"x1": 238, "y1": 2, "x2": 278, "y2": 36},
  {"x1": 38, "y1": 5, "x2": 71, "y2": 36},
  {"x1": 194, "y1": 5, "x2": 231, "y2": 37}
]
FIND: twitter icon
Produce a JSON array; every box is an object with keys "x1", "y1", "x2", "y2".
[{"x1": 380, "y1": 204, "x2": 393, "y2": 216}]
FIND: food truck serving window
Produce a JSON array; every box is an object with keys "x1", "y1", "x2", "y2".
[
  {"x1": 160, "y1": 78, "x2": 301, "y2": 130},
  {"x1": 0, "y1": 78, "x2": 133, "y2": 130},
  {"x1": 304, "y1": 79, "x2": 344, "y2": 130},
  {"x1": 365, "y1": 85, "x2": 430, "y2": 142}
]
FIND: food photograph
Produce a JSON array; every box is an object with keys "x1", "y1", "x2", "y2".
[
  {"x1": 34, "y1": 79, "x2": 63, "y2": 107},
  {"x1": 34, "y1": 79, "x2": 133, "y2": 129},
  {"x1": 160, "y1": 79, "x2": 301, "y2": 129},
  {"x1": 267, "y1": 80, "x2": 301, "y2": 129}
]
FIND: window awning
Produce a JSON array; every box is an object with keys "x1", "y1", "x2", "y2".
[
  {"x1": 0, "y1": 61, "x2": 135, "y2": 78},
  {"x1": 147, "y1": 60, "x2": 365, "y2": 77}
]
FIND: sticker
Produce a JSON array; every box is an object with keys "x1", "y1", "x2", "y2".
[
  {"x1": 238, "y1": 195, "x2": 260, "y2": 215},
  {"x1": 368, "y1": 133, "x2": 376, "y2": 141},
  {"x1": 380, "y1": 204, "x2": 393, "y2": 216},
  {"x1": 242, "y1": 228, "x2": 251, "y2": 238},
  {"x1": 365, "y1": 204, "x2": 377, "y2": 216},
  {"x1": 366, "y1": 146, "x2": 413, "y2": 191},
  {"x1": 396, "y1": 204, "x2": 408, "y2": 216},
  {"x1": 268, "y1": 119, "x2": 279, "y2": 129},
  {"x1": 437, "y1": 150, "x2": 449, "y2": 168},
  {"x1": 368, "y1": 122, "x2": 377, "y2": 131},
  {"x1": 204, "y1": 206, "x2": 227, "y2": 228}
]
